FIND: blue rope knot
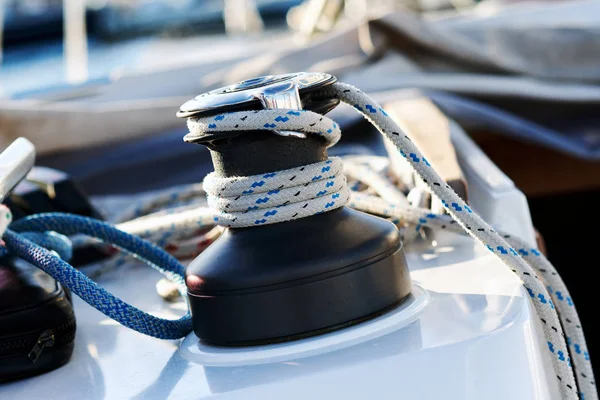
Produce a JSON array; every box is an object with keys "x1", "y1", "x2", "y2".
[{"x1": 2, "y1": 212, "x2": 192, "y2": 339}]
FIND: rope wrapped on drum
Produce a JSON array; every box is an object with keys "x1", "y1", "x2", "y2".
[{"x1": 186, "y1": 82, "x2": 595, "y2": 400}]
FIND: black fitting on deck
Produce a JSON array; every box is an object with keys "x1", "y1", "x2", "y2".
[{"x1": 179, "y1": 73, "x2": 412, "y2": 346}]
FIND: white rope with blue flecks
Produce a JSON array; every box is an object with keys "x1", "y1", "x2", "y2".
[
  {"x1": 184, "y1": 82, "x2": 595, "y2": 400},
  {"x1": 203, "y1": 158, "x2": 349, "y2": 227}
]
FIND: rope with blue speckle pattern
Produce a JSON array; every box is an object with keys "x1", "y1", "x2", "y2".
[
  {"x1": 203, "y1": 158, "x2": 349, "y2": 227},
  {"x1": 0, "y1": 209, "x2": 192, "y2": 340},
  {"x1": 185, "y1": 82, "x2": 595, "y2": 399}
]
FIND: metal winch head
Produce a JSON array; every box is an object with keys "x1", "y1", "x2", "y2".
[{"x1": 177, "y1": 72, "x2": 339, "y2": 119}]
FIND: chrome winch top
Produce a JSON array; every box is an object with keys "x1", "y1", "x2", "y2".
[{"x1": 176, "y1": 72, "x2": 338, "y2": 118}]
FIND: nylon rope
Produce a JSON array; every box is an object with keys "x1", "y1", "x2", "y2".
[
  {"x1": 183, "y1": 82, "x2": 595, "y2": 399},
  {"x1": 0, "y1": 207, "x2": 192, "y2": 340}
]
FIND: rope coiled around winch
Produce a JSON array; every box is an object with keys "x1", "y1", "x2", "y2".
[
  {"x1": 203, "y1": 158, "x2": 348, "y2": 227},
  {"x1": 185, "y1": 82, "x2": 595, "y2": 400}
]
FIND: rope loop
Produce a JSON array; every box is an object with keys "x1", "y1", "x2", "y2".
[
  {"x1": 2, "y1": 213, "x2": 191, "y2": 339},
  {"x1": 185, "y1": 82, "x2": 595, "y2": 400}
]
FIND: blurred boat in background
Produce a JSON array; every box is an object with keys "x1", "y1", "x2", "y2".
[
  {"x1": 1, "y1": 0, "x2": 301, "y2": 45},
  {"x1": 2, "y1": 0, "x2": 600, "y2": 160}
]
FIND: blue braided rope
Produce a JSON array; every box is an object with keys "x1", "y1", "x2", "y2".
[
  {"x1": 0, "y1": 231, "x2": 73, "y2": 261},
  {"x1": 3, "y1": 213, "x2": 192, "y2": 339}
]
